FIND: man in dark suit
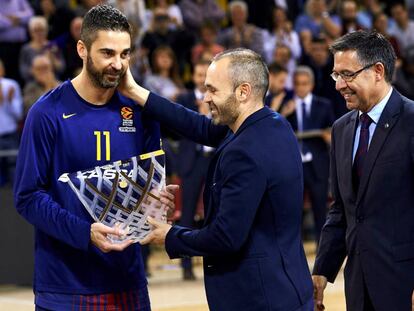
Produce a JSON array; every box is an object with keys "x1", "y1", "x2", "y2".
[
  {"x1": 313, "y1": 30, "x2": 414, "y2": 311},
  {"x1": 121, "y1": 48, "x2": 313, "y2": 310},
  {"x1": 176, "y1": 60, "x2": 213, "y2": 280},
  {"x1": 281, "y1": 65, "x2": 334, "y2": 244}
]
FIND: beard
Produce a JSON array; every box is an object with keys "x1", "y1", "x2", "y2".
[
  {"x1": 211, "y1": 93, "x2": 239, "y2": 126},
  {"x1": 86, "y1": 55, "x2": 125, "y2": 89}
]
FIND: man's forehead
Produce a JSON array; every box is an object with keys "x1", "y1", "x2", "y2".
[
  {"x1": 334, "y1": 50, "x2": 360, "y2": 68},
  {"x1": 92, "y1": 30, "x2": 131, "y2": 47},
  {"x1": 205, "y1": 61, "x2": 225, "y2": 84}
]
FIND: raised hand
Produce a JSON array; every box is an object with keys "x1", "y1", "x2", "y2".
[{"x1": 118, "y1": 67, "x2": 149, "y2": 107}]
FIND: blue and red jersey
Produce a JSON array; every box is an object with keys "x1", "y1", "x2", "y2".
[{"x1": 14, "y1": 80, "x2": 160, "y2": 309}]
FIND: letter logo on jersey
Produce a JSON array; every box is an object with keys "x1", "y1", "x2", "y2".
[
  {"x1": 58, "y1": 149, "x2": 166, "y2": 242},
  {"x1": 119, "y1": 106, "x2": 136, "y2": 132}
]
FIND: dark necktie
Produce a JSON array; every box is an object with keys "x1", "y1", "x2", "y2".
[
  {"x1": 301, "y1": 102, "x2": 308, "y2": 130},
  {"x1": 301, "y1": 102, "x2": 310, "y2": 154},
  {"x1": 353, "y1": 113, "x2": 373, "y2": 191}
]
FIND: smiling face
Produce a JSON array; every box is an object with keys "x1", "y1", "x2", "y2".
[
  {"x1": 81, "y1": 30, "x2": 131, "y2": 89},
  {"x1": 333, "y1": 50, "x2": 379, "y2": 112},
  {"x1": 203, "y1": 58, "x2": 240, "y2": 126}
]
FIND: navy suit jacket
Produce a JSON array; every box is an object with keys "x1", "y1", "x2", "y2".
[
  {"x1": 285, "y1": 95, "x2": 334, "y2": 180},
  {"x1": 144, "y1": 93, "x2": 313, "y2": 311},
  {"x1": 313, "y1": 89, "x2": 414, "y2": 310}
]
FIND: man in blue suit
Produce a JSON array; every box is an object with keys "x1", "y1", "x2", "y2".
[
  {"x1": 120, "y1": 48, "x2": 313, "y2": 310},
  {"x1": 313, "y1": 30, "x2": 414, "y2": 311},
  {"x1": 281, "y1": 66, "x2": 335, "y2": 243}
]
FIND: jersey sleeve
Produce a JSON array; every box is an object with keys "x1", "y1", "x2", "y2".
[{"x1": 13, "y1": 103, "x2": 91, "y2": 251}]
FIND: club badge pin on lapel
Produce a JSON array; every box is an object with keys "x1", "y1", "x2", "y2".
[{"x1": 384, "y1": 123, "x2": 390, "y2": 129}]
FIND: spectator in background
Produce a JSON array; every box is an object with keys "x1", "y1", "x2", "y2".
[
  {"x1": 107, "y1": 0, "x2": 147, "y2": 45},
  {"x1": 144, "y1": 45, "x2": 183, "y2": 101},
  {"x1": 23, "y1": 55, "x2": 60, "y2": 115},
  {"x1": 338, "y1": 0, "x2": 365, "y2": 35},
  {"x1": 141, "y1": 7, "x2": 194, "y2": 76},
  {"x1": 0, "y1": 59, "x2": 23, "y2": 187},
  {"x1": 175, "y1": 60, "x2": 213, "y2": 281},
  {"x1": 38, "y1": 0, "x2": 75, "y2": 40},
  {"x1": 237, "y1": 0, "x2": 276, "y2": 31},
  {"x1": 218, "y1": 1, "x2": 265, "y2": 58},
  {"x1": 151, "y1": 0, "x2": 183, "y2": 30},
  {"x1": 58, "y1": 16, "x2": 83, "y2": 79},
  {"x1": 393, "y1": 44, "x2": 414, "y2": 99},
  {"x1": 295, "y1": 0, "x2": 341, "y2": 53},
  {"x1": 265, "y1": 62, "x2": 291, "y2": 111},
  {"x1": 179, "y1": 0, "x2": 225, "y2": 34},
  {"x1": 271, "y1": 43, "x2": 295, "y2": 89},
  {"x1": 0, "y1": 0, "x2": 34, "y2": 85},
  {"x1": 281, "y1": 66, "x2": 334, "y2": 244},
  {"x1": 373, "y1": 12, "x2": 401, "y2": 59},
  {"x1": 283, "y1": 0, "x2": 306, "y2": 24},
  {"x1": 19, "y1": 16, "x2": 65, "y2": 83},
  {"x1": 390, "y1": 2, "x2": 414, "y2": 52},
  {"x1": 300, "y1": 37, "x2": 347, "y2": 119},
  {"x1": 264, "y1": 6, "x2": 302, "y2": 64},
  {"x1": 191, "y1": 22, "x2": 224, "y2": 65},
  {"x1": 357, "y1": 0, "x2": 384, "y2": 29}
]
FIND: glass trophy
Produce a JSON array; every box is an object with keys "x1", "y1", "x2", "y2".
[{"x1": 58, "y1": 149, "x2": 166, "y2": 242}]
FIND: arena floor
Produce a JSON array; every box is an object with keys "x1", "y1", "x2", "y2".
[{"x1": 0, "y1": 243, "x2": 346, "y2": 310}]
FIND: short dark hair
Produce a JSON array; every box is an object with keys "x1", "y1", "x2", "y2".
[
  {"x1": 329, "y1": 30, "x2": 396, "y2": 83},
  {"x1": 80, "y1": 4, "x2": 131, "y2": 50},
  {"x1": 268, "y1": 62, "x2": 287, "y2": 75},
  {"x1": 194, "y1": 59, "x2": 211, "y2": 68},
  {"x1": 213, "y1": 48, "x2": 269, "y2": 101}
]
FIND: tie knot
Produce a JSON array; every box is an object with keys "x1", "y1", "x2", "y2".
[{"x1": 359, "y1": 113, "x2": 372, "y2": 129}]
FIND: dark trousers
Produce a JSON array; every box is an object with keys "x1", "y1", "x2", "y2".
[
  {"x1": 303, "y1": 162, "x2": 329, "y2": 243},
  {"x1": 179, "y1": 152, "x2": 211, "y2": 270}
]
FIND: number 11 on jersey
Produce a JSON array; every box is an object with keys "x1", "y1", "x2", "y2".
[{"x1": 94, "y1": 131, "x2": 111, "y2": 161}]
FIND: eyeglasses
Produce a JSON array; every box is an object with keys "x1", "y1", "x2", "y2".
[{"x1": 330, "y1": 63, "x2": 377, "y2": 82}]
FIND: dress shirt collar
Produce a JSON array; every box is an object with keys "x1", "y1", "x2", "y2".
[{"x1": 359, "y1": 87, "x2": 393, "y2": 124}]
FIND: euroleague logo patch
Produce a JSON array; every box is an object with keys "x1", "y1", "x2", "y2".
[
  {"x1": 121, "y1": 107, "x2": 133, "y2": 120},
  {"x1": 119, "y1": 106, "x2": 136, "y2": 132}
]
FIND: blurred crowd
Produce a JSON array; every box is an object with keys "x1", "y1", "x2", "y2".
[{"x1": 1, "y1": 0, "x2": 414, "y2": 278}]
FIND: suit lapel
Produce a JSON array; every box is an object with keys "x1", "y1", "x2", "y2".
[
  {"x1": 203, "y1": 107, "x2": 273, "y2": 224},
  {"x1": 203, "y1": 131, "x2": 235, "y2": 224},
  {"x1": 356, "y1": 90, "x2": 402, "y2": 203}
]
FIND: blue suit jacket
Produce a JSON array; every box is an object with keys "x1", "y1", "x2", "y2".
[
  {"x1": 144, "y1": 93, "x2": 313, "y2": 310},
  {"x1": 313, "y1": 89, "x2": 414, "y2": 310}
]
